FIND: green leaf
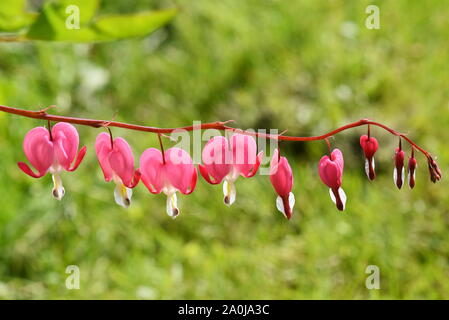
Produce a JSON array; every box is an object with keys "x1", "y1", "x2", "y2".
[
  {"x1": 0, "y1": 0, "x2": 36, "y2": 32},
  {"x1": 26, "y1": 0, "x2": 177, "y2": 43},
  {"x1": 92, "y1": 9, "x2": 178, "y2": 40},
  {"x1": 52, "y1": 0, "x2": 99, "y2": 24},
  {"x1": 0, "y1": 0, "x2": 25, "y2": 16},
  {"x1": 26, "y1": 1, "x2": 98, "y2": 41}
]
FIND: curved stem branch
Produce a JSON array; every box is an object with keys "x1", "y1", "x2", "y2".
[{"x1": 0, "y1": 105, "x2": 434, "y2": 160}]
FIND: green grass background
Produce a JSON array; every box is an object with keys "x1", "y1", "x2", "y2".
[{"x1": 0, "y1": 0, "x2": 448, "y2": 299}]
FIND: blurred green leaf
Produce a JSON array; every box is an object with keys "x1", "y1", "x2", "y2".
[
  {"x1": 26, "y1": 0, "x2": 177, "y2": 42},
  {"x1": 0, "y1": 0, "x2": 36, "y2": 32},
  {"x1": 57, "y1": 0, "x2": 99, "y2": 24},
  {"x1": 92, "y1": 10, "x2": 178, "y2": 40},
  {"x1": 26, "y1": 1, "x2": 98, "y2": 41}
]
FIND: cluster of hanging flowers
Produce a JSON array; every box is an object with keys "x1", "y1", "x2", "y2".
[{"x1": 16, "y1": 120, "x2": 442, "y2": 219}]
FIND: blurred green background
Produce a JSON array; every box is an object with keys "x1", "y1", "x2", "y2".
[{"x1": 0, "y1": 0, "x2": 448, "y2": 299}]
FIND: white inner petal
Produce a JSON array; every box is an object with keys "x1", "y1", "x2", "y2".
[
  {"x1": 329, "y1": 188, "x2": 336, "y2": 204},
  {"x1": 166, "y1": 193, "x2": 179, "y2": 219},
  {"x1": 223, "y1": 179, "x2": 236, "y2": 206},
  {"x1": 365, "y1": 158, "x2": 370, "y2": 178},
  {"x1": 408, "y1": 170, "x2": 416, "y2": 188},
  {"x1": 52, "y1": 173, "x2": 65, "y2": 201},
  {"x1": 114, "y1": 182, "x2": 132, "y2": 208},
  {"x1": 289, "y1": 192, "x2": 295, "y2": 212},
  {"x1": 276, "y1": 196, "x2": 285, "y2": 216}
]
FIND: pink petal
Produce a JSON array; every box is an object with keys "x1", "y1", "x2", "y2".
[
  {"x1": 68, "y1": 146, "x2": 87, "y2": 172},
  {"x1": 108, "y1": 137, "x2": 135, "y2": 187},
  {"x1": 243, "y1": 151, "x2": 263, "y2": 178},
  {"x1": 360, "y1": 135, "x2": 378, "y2": 159},
  {"x1": 230, "y1": 133, "x2": 259, "y2": 177},
  {"x1": 17, "y1": 162, "x2": 46, "y2": 178},
  {"x1": 128, "y1": 169, "x2": 141, "y2": 189},
  {"x1": 201, "y1": 136, "x2": 231, "y2": 184},
  {"x1": 199, "y1": 164, "x2": 221, "y2": 184},
  {"x1": 330, "y1": 148, "x2": 344, "y2": 172},
  {"x1": 270, "y1": 149, "x2": 293, "y2": 197},
  {"x1": 165, "y1": 148, "x2": 197, "y2": 194},
  {"x1": 318, "y1": 156, "x2": 342, "y2": 189},
  {"x1": 95, "y1": 132, "x2": 114, "y2": 182},
  {"x1": 22, "y1": 127, "x2": 54, "y2": 176},
  {"x1": 52, "y1": 122, "x2": 79, "y2": 170},
  {"x1": 139, "y1": 148, "x2": 165, "y2": 194}
]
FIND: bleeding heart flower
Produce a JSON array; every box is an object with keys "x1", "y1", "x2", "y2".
[
  {"x1": 360, "y1": 135, "x2": 378, "y2": 181},
  {"x1": 199, "y1": 134, "x2": 264, "y2": 206},
  {"x1": 408, "y1": 149, "x2": 417, "y2": 189},
  {"x1": 394, "y1": 145, "x2": 405, "y2": 189},
  {"x1": 95, "y1": 132, "x2": 141, "y2": 208},
  {"x1": 269, "y1": 149, "x2": 295, "y2": 219},
  {"x1": 140, "y1": 147, "x2": 197, "y2": 218},
  {"x1": 18, "y1": 122, "x2": 87, "y2": 200},
  {"x1": 318, "y1": 148, "x2": 346, "y2": 211}
]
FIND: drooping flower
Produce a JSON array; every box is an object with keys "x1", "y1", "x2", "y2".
[
  {"x1": 139, "y1": 147, "x2": 197, "y2": 218},
  {"x1": 95, "y1": 132, "x2": 141, "y2": 208},
  {"x1": 199, "y1": 134, "x2": 264, "y2": 206},
  {"x1": 394, "y1": 143, "x2": 405, "y2": 189},
  {"x1": 18, "y1": 122, "x2": 87, "y2": 200},
  {"x1": 269, "y1": 148, "x2": 295, "y2": 219},
  {"x1": 360, "y1": 134, "x2": 379, "y2": 180},
  {"x1": 428, "y1": 157, "x2": 442, "y2": 183},
  {"x1": 408, "y1": 148, "x2": 417, "y2": 189},
  {"x1": 318, "y1": 148, "x2": 346, "y2": 211}
]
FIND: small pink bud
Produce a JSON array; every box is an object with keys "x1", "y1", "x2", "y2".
[
  {"x1": 360, "y1": 135, "x2": 378, "y2": 180},
  {"x1": 428, "y1": 157, "x2": 442, "y2": 183},
  {"x1": 394, "y1": 147, "x2": 405, "y2": 189},
  {"x1": 408, "y1": 155, "x2": 417, "y2": 189},
  {"x1": 318, "y1": 148, "x2": 346, "y2": 211},
  {"x1": 269, "y1": 149, "x2": 294, "y2": 219}
]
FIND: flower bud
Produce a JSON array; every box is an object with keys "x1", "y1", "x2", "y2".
[
  {"x1": 408, "y1": 154, "x2": 417, "y2": 189},
  {"x1": 394, "y1": 147, "x2": 405, "y2": 189},
  {"x1": 428, "y1": 157, "x2": 442, "y2": 183},
  {"x1": 360, "y1": 135, "x2": 378, "y2": 180}
]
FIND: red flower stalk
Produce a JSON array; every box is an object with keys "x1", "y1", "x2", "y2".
[{"x1": 0, "y1": 105, "x2": 442, "y2": 218}]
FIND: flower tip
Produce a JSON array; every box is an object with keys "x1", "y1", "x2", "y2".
[
  {"x1": 330, "y1": 188, "x2": 346, "y2": 211},
  {"x1": 171, "y1": 208, "x2": 179, "y2": 219},
  {"x1": 223, "y1": 195, "x2": 233, "y2": 207},
  {"x1": 52, "y1": 186, "x2": 65, "y2": 201},
  {"x1": 428, "y1": 158, "x2": 442, "y2": 183},
  {"x1": 364, "y1": 158, "x2": 376, "y2": 181},
  {"x1": 223, "y1": 180, "x2": 236, "y2": 206},
  {"x1": 276, "y1": 193, "x2": 295, "y2": 219}
]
